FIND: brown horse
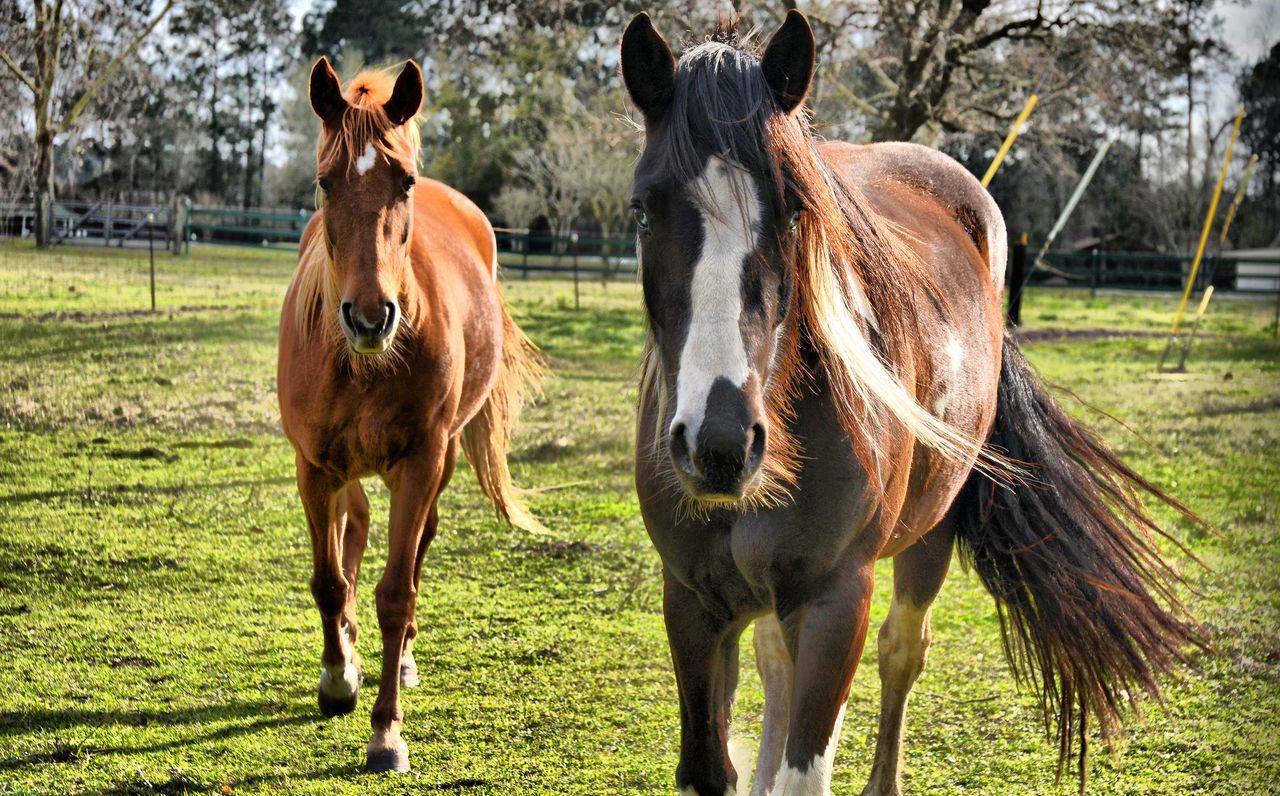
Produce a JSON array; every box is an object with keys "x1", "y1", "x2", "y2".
[
  {"x1": 622, "y1": 12, "x2": 1202, "y2": 796},
  {"x1": 277, "y1": 57, "x2": 543, "y2": 773}
]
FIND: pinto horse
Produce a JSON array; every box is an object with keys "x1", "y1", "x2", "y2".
[
  {"x1": 277, "y1": 58, "x2": 543, "y2": 773},
  {"x1": 622, "y1": 12, "x2": 1202, "y2": 796}
]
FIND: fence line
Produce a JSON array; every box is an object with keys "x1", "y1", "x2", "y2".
[{"x1": 3, "y1": 199, "x2": 1278, "y2": 295}]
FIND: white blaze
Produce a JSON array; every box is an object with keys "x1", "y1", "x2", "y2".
[
  {"x1": 672, "y1": 157, "x2": 760, "y2": 443},
  {"x1": 355, "y1": 142, "x2": 378, "y2": 176}
]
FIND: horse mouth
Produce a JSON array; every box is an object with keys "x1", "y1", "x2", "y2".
[
  {"x1": 674, "y1": 469, "x2": 765, "y2": 507},
  {"x1": 347, "y1": 334, "x2": 395, "y2": 355}
]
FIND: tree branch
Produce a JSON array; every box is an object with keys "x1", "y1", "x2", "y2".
[
  {"x1": 0, "y1": 49, "x2": 37, "y2": 94},
  {"x1": 55, "y1": 0, "x2": 174, "y2": 134}
]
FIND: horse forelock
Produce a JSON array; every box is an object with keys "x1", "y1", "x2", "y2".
[
  {"x1": 647, "y1": 33, "x2": 987, "y2": 492},
  {"x1": 316, "y1": 69, "x2": 422, "y2": 178}
]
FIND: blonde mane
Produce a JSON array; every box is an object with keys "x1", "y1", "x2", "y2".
[{"x1": 294, "y1": 68, "x2": 424, "y2": 356}]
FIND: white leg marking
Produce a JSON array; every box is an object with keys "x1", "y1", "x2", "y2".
[
  {"x1": 319, "y1": 622, "x2": 359, "y2": 697},
  {"x1": 672, "y1": 156, "x2": 761, "y2": 442},
  {"x1": 320, "y1": 661, "x2": 360, "y2": 698},
  {"x1": 752, "y1": 614, "x2": 793, "y2": 796},
  {"x1": 354, "y1": 141, "x2": 378, "y2": 176},
  {"x1": 679, "y1": 788, "x2": 736, "y2": 796},
  {"x1": 770, "y1": 703, "x2": 845, "y2": 796}
]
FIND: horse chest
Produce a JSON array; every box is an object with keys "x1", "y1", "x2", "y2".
[{"x1": 288, "y1": 365, "x2": 452, "y2": 479}]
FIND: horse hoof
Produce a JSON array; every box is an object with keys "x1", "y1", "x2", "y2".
[
  {"x1": 365, "y1": 745, "x2": 410, "y2": 774},
  {"x1": 317, "y1": 687, "x2": 358, "y2": 718}
]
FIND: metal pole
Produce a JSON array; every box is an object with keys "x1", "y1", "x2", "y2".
[
  {"x1": 1273, "y1": 286, "x2": 1279, "y2": 338},
  {"x1": 1090, "y1": 247, "x2": 1100, "y2": 299},
  {"x1": 1033, "y1": 139, "x2": 1112, "y2": 267},
  {"x1": 571, "y1": 231, "x2": 580, "y2": 311},
  {"x1": 1008, "y1": 233, "x2": 1027, "y2": 326},
  {"x1": 148, "y1": 212, "x2": 156, "y2": 312}
]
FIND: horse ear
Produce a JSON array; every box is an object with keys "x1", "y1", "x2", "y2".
[
  {"x1": 384, "y1": 60, "x2": 424, "y2": 127},
  {"x1": 621, "y1": 12, "x2": 676, "y2": 123},
  {"x1": 309, "y1": 57, "x2": 346, "y2": 126},
  {"x1": 760, "y1": 10, "x2": 816, "y2": 114}
]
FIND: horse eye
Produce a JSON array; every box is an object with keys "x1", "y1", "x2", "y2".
[
  {"x1": 789, "y1": 209, "x2": 801, "y2": 230},
  {"x1": 402, "y1": 174, "x2": 416, "y2": 193},
  {"x1": 317, "y1": 176, "x2": 332, "y2": 194},
  {"x1": 631, "y1": 203, "x2": 649, "y2": 232}
]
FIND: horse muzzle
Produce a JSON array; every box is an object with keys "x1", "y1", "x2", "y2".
[
  {"x1": 340, "y1": 299, "x2": 400, "y2": 355},
  {"x1": 669, "y1": 417, "x2": 767, "y2": 502}
]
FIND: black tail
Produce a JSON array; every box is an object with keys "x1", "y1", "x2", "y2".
[{"x1": 952, "y1": 333, "x2": 1207, "y2": 791}]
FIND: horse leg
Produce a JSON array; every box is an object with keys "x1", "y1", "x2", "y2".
[
  {"x1": 863, "y1": 525, "x2": 953, "y2": 796},
  {"x1": 297, "y1": 460, "x2": 360, "y2": 718},
  {"x1": 750, "y1": 613, "x2": 793, "y2": 796},
  {"x1": 772, "y1": 567, "x2": 873, "y2": 796},
  {"x1": 339, "y1": 482, "x2": 370, "y2": 674},
  {"x1": 665, "y1": 572, "x2": 745, "y2": 796},
  {"x1": 365, "y1": 437, "x2": 448, "y2": 774},
  {"x1": 401, "y1": 437, "x2": 458, "y2": 689}
]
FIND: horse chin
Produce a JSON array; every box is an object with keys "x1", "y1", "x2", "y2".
[
  {"x1": 347, "y1": 335, "x2": 395, "y2": 356},
  {"x1": 680, "y1": 471, "x2": 765, "y2": 510}
]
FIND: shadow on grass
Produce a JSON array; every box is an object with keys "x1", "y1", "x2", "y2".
[
  {"x1": 0, "y1": 698, "x2": 318, "y2": 771},
  {"x1": 0, "y1": 476, "x2": 295, "y2": 507}
]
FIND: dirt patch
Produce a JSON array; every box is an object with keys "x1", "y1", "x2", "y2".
[
  {"x1": 105, "y1": 446, "x2": 177, "y2": 462},
  {"x1": 1012, "y1": 327, "x2": 1172, "y2": 344},
  {"x1": 512, "y1": 539, "x2": 598, "y2": 560}
]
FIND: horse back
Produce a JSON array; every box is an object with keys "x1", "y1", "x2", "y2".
[{"x1": 820, "y1": 141, "x2": 1007, "y2": 292}]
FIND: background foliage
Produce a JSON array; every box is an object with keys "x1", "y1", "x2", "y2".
[{"x1": 0, "y1": 0, "x2": 1277, "y2": 249}]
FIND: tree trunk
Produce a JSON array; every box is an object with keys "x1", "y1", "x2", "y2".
[{"x1": 34, "y1": 127, "x2": 54, "y2": 248}]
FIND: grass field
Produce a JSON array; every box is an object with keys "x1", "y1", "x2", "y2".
[{"x1": 0, "y1": 240, "x2": 1277, "y2": 795}]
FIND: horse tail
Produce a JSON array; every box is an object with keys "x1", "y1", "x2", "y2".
[
  {"x1": 461, "y1": 285, "x2": 547, "y2": 533},
  {"x1": 951, "y1": 332, "x2": 1206, "y2": 791}
]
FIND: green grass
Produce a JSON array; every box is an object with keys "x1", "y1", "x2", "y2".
[{"x1": 0, "y1": 240, "x2": 1277, "y2": 795}]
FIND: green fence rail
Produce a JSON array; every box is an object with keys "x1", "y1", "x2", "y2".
[
  {"x1": 184, "y1": 206, "x2": 314, "y2": 250},
  {"x1": 4, "y1": 198, "x2": 1272, "y2": 294}
]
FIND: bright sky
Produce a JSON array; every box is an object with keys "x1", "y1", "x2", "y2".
[{"x1": 1222, "y1": 2, "x2": 1280, "y2": 62}]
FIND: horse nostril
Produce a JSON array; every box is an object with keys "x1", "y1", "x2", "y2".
[
  {"x1": 340, "y1": 301, "x2": 355, "y2": 332},
  {"x1": 670, "y1": 422, "x2": 695, "y2": 476},
  {"x1": 382, "y1": 301, "x2": 398, "y2": 333},
  {"x1": 746, "y1": 422, "x2": 766, "y2": 472}
]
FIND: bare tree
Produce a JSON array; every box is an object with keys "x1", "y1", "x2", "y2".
[{"x1": 0, "y1": 0, "x2": 174, "y2": 247}]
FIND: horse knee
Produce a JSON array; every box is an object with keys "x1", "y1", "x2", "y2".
[
  {"x1": 374, "y1": 582, "x2": 416, "y2": 629},
  {"x1": 310, "y1": 573, "x2": 349, "y2": 618}
]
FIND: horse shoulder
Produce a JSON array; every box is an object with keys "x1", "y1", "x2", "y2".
[{"x1": 414, "y1": 179, "x2": 498, "y2": 282}]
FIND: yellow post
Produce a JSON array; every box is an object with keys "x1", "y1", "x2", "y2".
[
  {"x1": 1170, "y1": 105, "x2": 1244, "y2": 335},
  {"x1": 1218, "y1": 153, "x2": 1259, "y2": 247},
  {"x1": 981, "y1": 94, "x2": 1038, "y2": 187},
  {"x1": 1195, "y1": 285, "x2": 1215, "y2": 318},
  {"x1": 1176, "y1": 286, "x2": 1216, "y2": 371}
]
